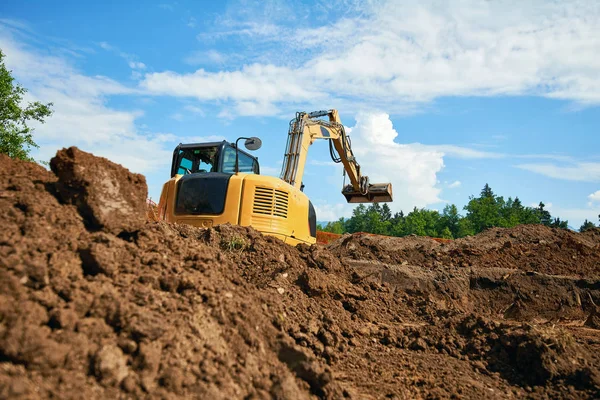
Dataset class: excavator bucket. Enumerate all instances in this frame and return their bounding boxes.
[342,183,393,203]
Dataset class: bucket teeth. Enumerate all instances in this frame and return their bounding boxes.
[342,183,393,203]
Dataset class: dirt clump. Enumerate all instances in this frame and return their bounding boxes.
[50,146,147,233]
[2,149,600,399]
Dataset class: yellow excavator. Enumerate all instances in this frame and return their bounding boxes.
[157,109,393,245]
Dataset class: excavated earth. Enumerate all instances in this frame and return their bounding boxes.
[1,147,600,399]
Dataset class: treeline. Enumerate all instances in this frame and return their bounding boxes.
[317,184,593,239]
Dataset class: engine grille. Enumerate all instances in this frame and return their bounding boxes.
[253,187,288,218]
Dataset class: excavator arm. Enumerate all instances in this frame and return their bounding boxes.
[280,109,393,203]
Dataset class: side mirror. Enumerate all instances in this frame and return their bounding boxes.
[244,137,262,151]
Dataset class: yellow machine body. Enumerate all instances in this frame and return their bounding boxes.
[157,109,392,246]
[158,172,316,246]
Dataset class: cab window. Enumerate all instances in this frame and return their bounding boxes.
[177,157,193,175]
[221,146,259,174]
[176,147,219,175]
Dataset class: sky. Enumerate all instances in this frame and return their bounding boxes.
[1,0,599,228]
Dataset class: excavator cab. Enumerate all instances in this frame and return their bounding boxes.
[170,141,260,177]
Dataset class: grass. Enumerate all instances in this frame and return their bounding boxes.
[220,235,248,252]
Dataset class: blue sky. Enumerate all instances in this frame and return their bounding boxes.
[1,0,599,228]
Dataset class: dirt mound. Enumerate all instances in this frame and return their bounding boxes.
[329,224,600,277]
[2,149,600,399]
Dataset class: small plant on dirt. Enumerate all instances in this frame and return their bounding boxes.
[220,235,248,252]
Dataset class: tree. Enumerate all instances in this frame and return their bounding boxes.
[380,203,392,222]
[464,184,503,233]
[390,211,406,237]
[405,207,440,237]
[580,219,596,232]
[0,49,53,161]
[320,218,346,234]
[336,184,569,238]
[480,183,495,198]
[440,227,453,239]
[536,202,552,226]
[362,204,390,235]
[550,217,568,229]
[439,204,460,238]
[457,218,476,237]
[346,204,368,233]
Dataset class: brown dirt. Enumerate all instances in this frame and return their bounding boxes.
[2,148,600,399]
[329,225,600,277]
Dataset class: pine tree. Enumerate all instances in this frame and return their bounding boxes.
[580,219,596,232]
[537,202,552,226]
[480,183,494,198]
[380,204,392,222]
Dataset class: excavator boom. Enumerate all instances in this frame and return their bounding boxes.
[280,109,393,203]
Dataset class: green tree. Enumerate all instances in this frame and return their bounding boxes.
[440,226,453,239]
[405,207,440,237]
[390,211,406,237]
[499,197,520,227]
[0,49,53,161]
[536,202,552,226]
[580,219,596,232]
[346,204,368,233]
[321,218,346,234]
[464,184,503,233]
[362,204,391,235]
[439,204,460,238]
[550,217,568,229]
[380,203,392,222]
[457,218,476,237]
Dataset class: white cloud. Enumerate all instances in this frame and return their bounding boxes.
[98,41,113,50]
[140,64,321,111]
[128,61,146,70]
[314,202,353,222]
[183,105,205,116]
[187,17,197,28]
[517,162,600,182]
[0,27,172,175]
[410,144,503,159]
[589,190,600,204]
[183,50,230,66]
[140,0,600,118]
[448,180,461,189]
[341,112,445,214]
[198,21,280,41]
[97,41,146,72]
[542,204,599,230]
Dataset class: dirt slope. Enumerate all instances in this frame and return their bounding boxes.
[1,148,600,399]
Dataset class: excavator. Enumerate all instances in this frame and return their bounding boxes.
[157,109,393,245]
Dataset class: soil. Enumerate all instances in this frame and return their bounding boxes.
[1,148,600,399]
